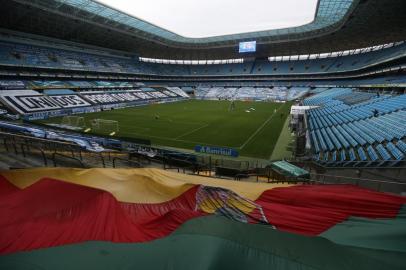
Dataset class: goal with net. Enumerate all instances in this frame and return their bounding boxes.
[91,119,119,135]
[60,115,86,130]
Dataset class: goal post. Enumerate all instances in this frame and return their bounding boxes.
[60,115,86,130]
[91,119,119,134]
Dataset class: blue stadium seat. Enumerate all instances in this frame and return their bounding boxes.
[340,149,347,164]
[344,148,356,167]
[396,140,406,154]
[311,131,320,153]
[375,144,391,165]
[357,147,366,160]
[366,145,379,166]
[321,128,336,151]
[386,142,404,161]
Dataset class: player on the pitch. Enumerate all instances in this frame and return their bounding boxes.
[229,100,236,111]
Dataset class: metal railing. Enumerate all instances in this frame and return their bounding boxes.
[313,159,406,169]
[112,157,141,168]
[52,152,85,168]
[0,131,109,168]
[20,143,48,166]
[305,173,406,193]
[0,130,405,194]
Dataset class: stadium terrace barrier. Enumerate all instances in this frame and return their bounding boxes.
[0,127,252,174]
[20,121,257,174]
[1,128,405,194]
[0,120,243,171]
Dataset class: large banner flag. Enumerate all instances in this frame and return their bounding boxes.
[0,168,405,270]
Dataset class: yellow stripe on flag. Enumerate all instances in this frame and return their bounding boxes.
[0,168,291,203]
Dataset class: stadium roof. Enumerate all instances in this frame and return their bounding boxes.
[1,0,406,59]
[86,0,319,39]
[7,0,352,44]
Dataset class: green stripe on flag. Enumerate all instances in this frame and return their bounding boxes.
[1,215,404,270]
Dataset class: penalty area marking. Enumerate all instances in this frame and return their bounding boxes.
[104,104,286,152]
[122,131,237,149]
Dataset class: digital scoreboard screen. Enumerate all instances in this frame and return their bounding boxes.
[239,41,256,53]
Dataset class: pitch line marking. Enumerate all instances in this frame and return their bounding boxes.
[122,131,238,148]
[239,104,285,150]
[175,123,210,139]
[268,115,290,160]
[100,103,286,152]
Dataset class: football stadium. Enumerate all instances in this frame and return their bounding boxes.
[0,0,406,269]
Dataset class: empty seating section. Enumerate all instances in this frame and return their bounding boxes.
[0,41,141,73]
[357,147,367,161]
[306,96,406,130]
[321,128,335,150]
[340,149,346,163]
[386,142,405,160]
[310,131,320,153]
[366,146,378,162]
[1,39,406,76]
[348,148,356,162]
[303,88,353,106]
[194,87,309,101]
[253,42,406,75]
[332,126,350,149]
[336,126,357,147]
[336,92,376,105]
[315,130,327,152]
[307,88,406,167]
[189,62,253,75]
[166,87,190,98]
[287,87,309,100]
[375,144,391,161]
[396,140,406,153]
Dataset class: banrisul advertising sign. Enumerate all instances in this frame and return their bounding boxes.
[194,145,239,157]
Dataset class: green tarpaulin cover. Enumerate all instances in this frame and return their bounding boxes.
[271,161,309,177]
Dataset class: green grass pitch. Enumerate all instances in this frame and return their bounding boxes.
[38,100,292,159]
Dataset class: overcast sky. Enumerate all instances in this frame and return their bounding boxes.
[97,0,318,38]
